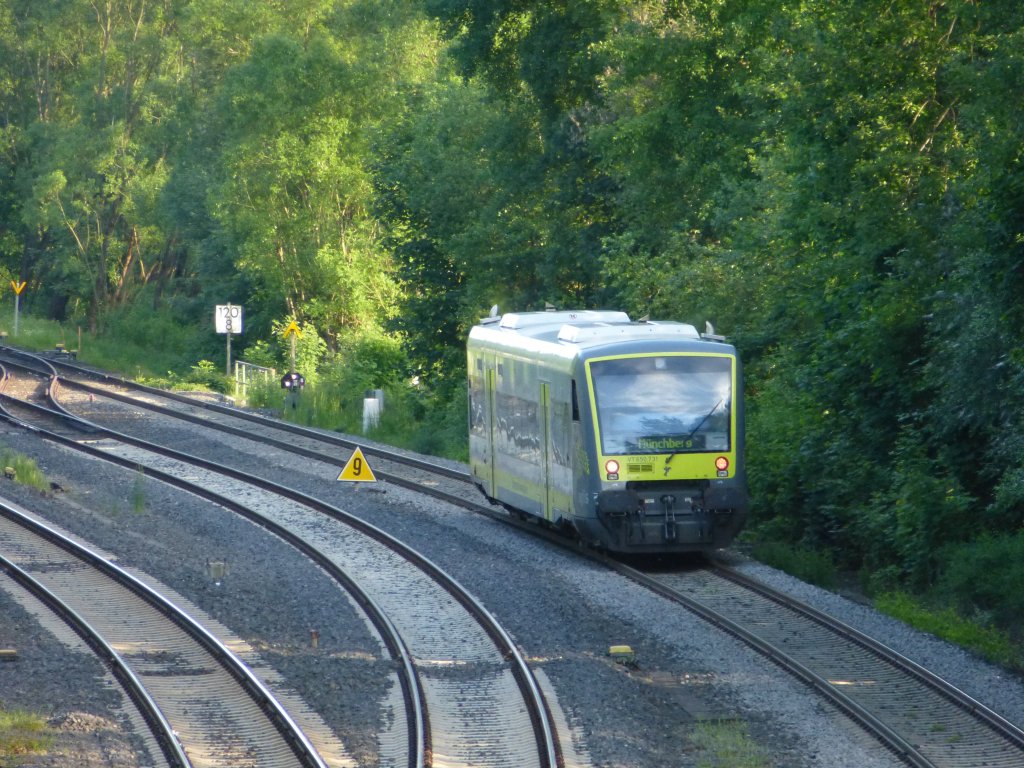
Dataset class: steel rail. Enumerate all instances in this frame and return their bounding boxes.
[0,369,428,768]
[1,347,482,510]
[0,489,327,768]
[35,350,469,481]
[2,352,559,768]
[19,347,1024,767]
[713,562,1024,753]
[0,505,190,768]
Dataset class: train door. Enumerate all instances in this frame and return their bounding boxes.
[540,381,553,520]
[485,365,498,497]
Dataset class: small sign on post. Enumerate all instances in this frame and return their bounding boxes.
[215,304,244,376]
[282,320,302,374]
[11,280,26,337]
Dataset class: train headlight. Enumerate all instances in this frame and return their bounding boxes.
[605,460,620,479]
[715,456,730,476]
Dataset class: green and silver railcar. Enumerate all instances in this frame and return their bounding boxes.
[468,310,748,554]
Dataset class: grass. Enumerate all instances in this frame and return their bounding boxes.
[131,468,146,514]
[874,591,1023,671]
[0,707,52,761]
[689,720,769,768]
[0,449,49,493]
[0,311,68,353]
[0,301,217,386]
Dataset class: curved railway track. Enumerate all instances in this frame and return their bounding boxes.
[0,352,561,768]
[4,347,1024,767]
[0,496,323,768]
[626,561,1024,768]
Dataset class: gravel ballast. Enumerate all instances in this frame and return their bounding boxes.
[1,400,1021,767]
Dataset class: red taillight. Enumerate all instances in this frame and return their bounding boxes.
[715,456,730,472]
[605,459,620,475]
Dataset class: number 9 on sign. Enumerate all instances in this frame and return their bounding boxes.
[338,447,377,482]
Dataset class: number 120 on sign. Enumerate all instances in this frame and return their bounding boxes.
[215,304,243,334]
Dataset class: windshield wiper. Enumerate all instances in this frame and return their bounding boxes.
[663,399,723,474]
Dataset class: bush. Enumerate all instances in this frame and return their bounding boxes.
[856,429,974,590]
[384,383,468,461]
[750,539,837,590]
[239,339,279,370]
[338,330,407,390]
[83,298,208,375]
[936,532,1024,638]
[987,465,1024,530]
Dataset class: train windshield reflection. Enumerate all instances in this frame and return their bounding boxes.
[590,355,732,455]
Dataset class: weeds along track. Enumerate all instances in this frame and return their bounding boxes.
[0,350,560,768]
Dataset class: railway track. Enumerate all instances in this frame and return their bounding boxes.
[28,350,478,504]
[5,347,1024,767]
[625,561,1024,768]
[0,353,561,768]
[0,497,323,768]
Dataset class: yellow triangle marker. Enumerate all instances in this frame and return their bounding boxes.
[337,447,377,482]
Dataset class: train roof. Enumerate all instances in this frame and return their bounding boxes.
[469,310,731,360]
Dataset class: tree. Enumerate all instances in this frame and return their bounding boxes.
[206,10,438,347]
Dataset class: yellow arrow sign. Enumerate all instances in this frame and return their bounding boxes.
[10,281,26,295]
[337,447,377,482]
[282,321,302,338]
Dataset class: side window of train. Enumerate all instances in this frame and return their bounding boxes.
[572,380,580,421]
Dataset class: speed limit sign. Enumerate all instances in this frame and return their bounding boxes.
[215,304,243,334]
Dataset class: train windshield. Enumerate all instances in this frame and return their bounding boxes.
[589,355,732,455]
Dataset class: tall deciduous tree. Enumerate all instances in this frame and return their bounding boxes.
[5,0,187,327]
[205,1,439,347]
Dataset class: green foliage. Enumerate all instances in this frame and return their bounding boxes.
[0,707,52,760]
[750,539,837,591]
[371,382,468,461]
[182,360,231,394]
[0,305,69,349]
[0,448,49,493]
[936,533,1024,641]
[334,330,407,392]
[239,340,279,371]
[80,299,207,374]
[857,430,975,589]
[989,466,1024,531]
[875,591,1022,672]
[689,719,769,768]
